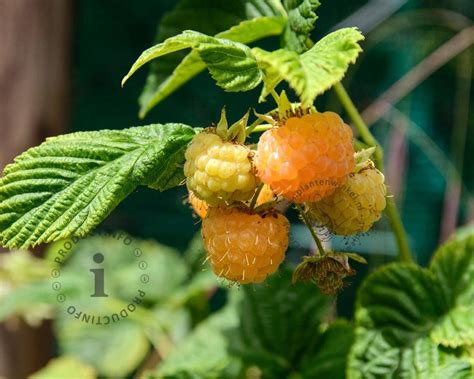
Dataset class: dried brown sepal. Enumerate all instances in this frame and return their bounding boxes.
[292,252,362,295]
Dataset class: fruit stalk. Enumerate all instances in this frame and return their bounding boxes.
[333,82,413,263]
[295,204,326,256]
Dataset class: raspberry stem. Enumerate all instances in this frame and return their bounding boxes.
[295,204,326,256]
[245,117,264,135]
[249,124,274,134]
[333,82,413,263]
[270,89,280,105]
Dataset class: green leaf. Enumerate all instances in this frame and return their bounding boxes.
[348,231,474,378]
[430,233,474,347]
[148,269,336,379]
[300,320,354,379]
[0,251,55,325]
[254,27,364,105]
[356,264,445,346]
[138,0,286,117]
[0,124,196,248]
[349,328,400,378]
[153,297,242,379]
[282,0,321,53]
[237,268,332,377]
[122,31,263,97]
[29,356,96,379]
[56,317,149,378]
[198,40,263,92]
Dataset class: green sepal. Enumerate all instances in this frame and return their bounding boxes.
[226,110,250,144]
[215,107,228,139]
[277,90,293,120]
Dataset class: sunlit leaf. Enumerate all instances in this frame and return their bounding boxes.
[254,27,364,105]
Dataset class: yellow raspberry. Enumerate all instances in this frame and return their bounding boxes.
[184,131,257,205]
[201,206,289,284]
[307,162,386,235]
[255,112,355,203]
[188,185,275,219]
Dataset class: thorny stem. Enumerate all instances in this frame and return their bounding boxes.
[295,204,326,256]
[250,183,264,210]
[333,82,413,263]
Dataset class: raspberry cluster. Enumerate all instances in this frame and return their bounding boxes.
[182,107,386,286]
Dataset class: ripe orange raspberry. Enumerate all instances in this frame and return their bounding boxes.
[255,112,355,203]
[307,162,386,235]
[201,206,289,284]
[184,131,257,205]
[188,191,208,219]
[188,185,275,218]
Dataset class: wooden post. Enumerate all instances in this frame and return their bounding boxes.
[0,1,72,377]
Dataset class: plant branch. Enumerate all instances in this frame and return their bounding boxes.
[384,197,413,263]
[333,82,383,169]
[333,82,413,263]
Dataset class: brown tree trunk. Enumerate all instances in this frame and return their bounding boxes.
[0,0,73,377]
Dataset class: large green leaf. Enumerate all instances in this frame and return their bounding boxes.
[0,124,196,248]
[236,269,332,377]
[349,330,472,379]
[282,0,321,53]
[146,268,335,378]
[138,16,285,118]
[138,0,286,117]
[122,31,264,97]
[430,233,474,347]
[348,232,474,378]
[254,27,364,105]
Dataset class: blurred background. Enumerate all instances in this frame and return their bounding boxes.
[0,0,473,377]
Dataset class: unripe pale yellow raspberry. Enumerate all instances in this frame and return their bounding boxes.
[307,163,386,235]
[184,131,257,205]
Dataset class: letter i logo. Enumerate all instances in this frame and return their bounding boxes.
[90,253,108,297]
